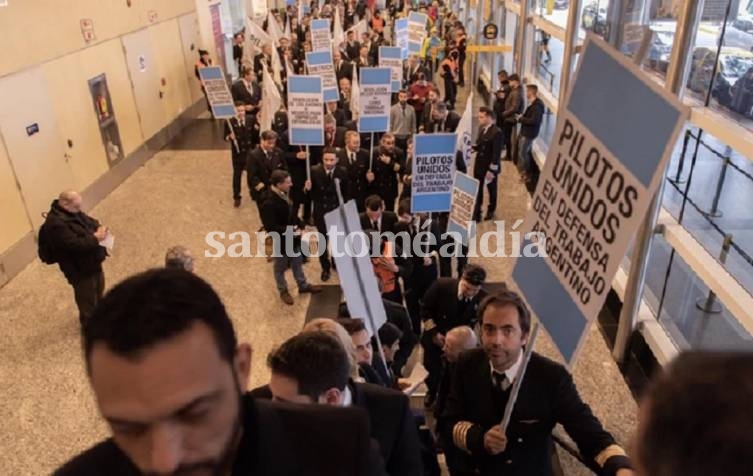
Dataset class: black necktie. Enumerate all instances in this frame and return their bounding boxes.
[372,220,378,231]
[492,371,510,392]
[350,152,356,164]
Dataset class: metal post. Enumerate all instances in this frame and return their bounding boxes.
[558,0,582,103]
[612,0,704,364]
[695,234,732,314]
[670,129,691,185]
[702,154,729,218]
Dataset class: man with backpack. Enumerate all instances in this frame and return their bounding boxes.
[39,190,108,324]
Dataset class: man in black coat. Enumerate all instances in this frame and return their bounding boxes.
[360,194,399,234]
[231,67,262,112]
[247,130,288,218]
[472,107,503,222]
[254,44,274,83]
[259,331,424,476]
[370,133,405,211]
[425,101,460,133]
[224,102,256,207]
[55,268,378,476]
[262,170,321,305]
[42,190,107,324]
[339,130,371,212]
[501,74,524,162]
[345,30,361,61]
[334,49,354,82]
[516,84,545,187]
[420,265,488,407]
[443,290,633,476]
[305,148,350,282]
[310,115,348,167]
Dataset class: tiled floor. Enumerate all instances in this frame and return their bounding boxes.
[0,80,637,476]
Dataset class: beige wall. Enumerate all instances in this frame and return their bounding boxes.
[0,137,32,254]
[0,0,196,77]
[0,0,214,263]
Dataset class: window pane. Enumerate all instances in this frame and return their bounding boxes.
[534,0,571,29]
[579,0,611,40]
[533,28,564,96]
[684,3,753,131]
[617,0,683,83]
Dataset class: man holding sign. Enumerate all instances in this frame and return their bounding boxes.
[442,290,633,476]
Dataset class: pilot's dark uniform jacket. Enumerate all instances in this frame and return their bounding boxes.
[250,381,423,476]
[55,395,386,476]
[247,146,288,213]
[442,349,632,476]
[420,278,488,401]
[224,116,256,200]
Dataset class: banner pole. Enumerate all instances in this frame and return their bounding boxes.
[306,145,311,181]
[500,324,540,431]
[369,132,375,171]
[226,118,240,153]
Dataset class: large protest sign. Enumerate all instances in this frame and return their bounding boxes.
[407,12,428,54]
[411,133,457,213]
[305,51,339,102]
[197,66,235,118]
[512,35,688,364]
[448,172,479,246]
[288,75,324,145]
[311,18,331,52]
[378,46,403,93]
[358,68,392,133]
[395,18,409,59]
[324,199,388,337]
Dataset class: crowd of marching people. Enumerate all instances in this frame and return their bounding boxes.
[42,2,753,476]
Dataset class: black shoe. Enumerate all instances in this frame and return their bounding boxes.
[321,269,331,282]
[280,291,294,305]
[300,284,322,294]
[233,197,241,208]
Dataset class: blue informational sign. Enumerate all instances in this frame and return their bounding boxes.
[511,35,688,364]
[407,11,428,54]
[411,133,457,213]
[358,68,392,133]
[288,75,324,145]
[311,18,331,52]
[305,51,339,102]
[378,46,403,93]
[395,18,409,59]
[197,66,235,119]
[447,172,479,246]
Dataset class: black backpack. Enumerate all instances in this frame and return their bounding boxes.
[38,214,57,265]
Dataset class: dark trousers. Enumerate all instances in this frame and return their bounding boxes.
[383,194,397,212]
[421,334,443,398]
[439,242,468,278]
[315,218,332,272]
[502,124,517,161]
[443,75,456,109]
[73,271,105,324]
[394,136,409,156]
[232,160,245,199]
[473,173,498,220]
[458,54,466,86]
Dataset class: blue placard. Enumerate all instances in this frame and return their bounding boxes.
[288,75,324,145]
[395,18,409,59]
[379,46,403,93]
[305,51,339,102]
[407,12,428,54]
[447,172,479,245]
[511,35,688,364]
[358,68,392,133]
[197,66,235,118]
[411,134,457,213]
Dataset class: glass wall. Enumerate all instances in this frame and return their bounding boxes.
[465,0,753,354]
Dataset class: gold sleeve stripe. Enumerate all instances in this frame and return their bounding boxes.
[424,319,436,332]
[594,444,627,467]
[452,421,473,453]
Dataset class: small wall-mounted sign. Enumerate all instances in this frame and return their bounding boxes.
[148,10,158,23]
[80,18,96,43]
[138,54,147,72]
[483,23,499,40]
[26,123,39,136]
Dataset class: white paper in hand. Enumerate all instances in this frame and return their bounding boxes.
[99,232,114,251]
